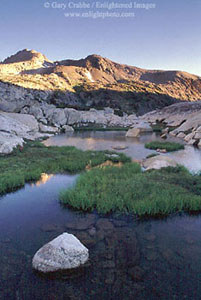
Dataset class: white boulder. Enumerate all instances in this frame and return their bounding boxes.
[62,125,74,132]
[143,155,178,170]
[126,128,141,137]
[32,233,89,273]
[51,109,66,126]
[0,132,24,154]
[132,121,153,132]
[0,112,39,136]
[39,123,59,134]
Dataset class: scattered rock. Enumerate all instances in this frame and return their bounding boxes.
[128,266,145,281]
[145,251,158,261]
[96,230,105,241]
[112,220,127,227]
[194,132,201,139]
[0,132,24,154]
[62,125,74,132]
[65,215,96,231]
[88,226,96,237]
[144,234,156,242]
[39,123,59,134]
[177,132,186,139]
[102,261,116,269]
[105,154,119,159]
[126,128,141,137]
[184,132,195,142]
[112,145,128,150]
[160,133,167,139]
[40,223,59,232]
[184,236,195,245]
[188,139,197,145]
[96,219,114,232]
[198,140,201,148]
[51,109,66,127]
[156,148,167,153]
[75,232,96,248]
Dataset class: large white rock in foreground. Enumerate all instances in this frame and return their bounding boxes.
[32,233,89,273]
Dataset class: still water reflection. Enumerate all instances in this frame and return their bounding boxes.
[0,175,201,299]
[44,131,201,173]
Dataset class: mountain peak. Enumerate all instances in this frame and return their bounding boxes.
[2,49,52,64]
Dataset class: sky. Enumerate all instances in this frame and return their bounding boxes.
[0,0,201,76]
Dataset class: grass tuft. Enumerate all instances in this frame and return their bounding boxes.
[145,141,184,152]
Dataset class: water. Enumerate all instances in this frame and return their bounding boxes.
[0,175,201,299]
[44,131,201,173]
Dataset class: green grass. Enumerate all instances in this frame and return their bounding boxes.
[146,153,159,159]
[74,127,128,132]
[60,163,201,216]
[151,123,166,133]
[0,141,130,195]
[145,141,184,152]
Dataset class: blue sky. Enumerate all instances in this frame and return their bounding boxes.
[0,0,201,76]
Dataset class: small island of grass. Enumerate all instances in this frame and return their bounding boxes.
[145,141,184,152]
[0,141,130,195]
[60,163,201,216]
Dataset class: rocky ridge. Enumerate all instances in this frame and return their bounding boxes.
[1,49,201,115]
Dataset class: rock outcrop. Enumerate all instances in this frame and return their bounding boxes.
[126,121,152,137]
[0,132,24,154]
[0,111,53,153]
[0,103,138,154]
[143,102,201,147]
[32,233,89,273]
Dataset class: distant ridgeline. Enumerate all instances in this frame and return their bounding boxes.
[0,49,201,115]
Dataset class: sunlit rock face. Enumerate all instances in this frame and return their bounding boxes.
[1,49,201,117]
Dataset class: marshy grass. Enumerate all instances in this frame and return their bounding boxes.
[74,127,128,132]
[0,141,130,195]
[145,141,184,152]
[146,153,159,159]
[60,163,201,216]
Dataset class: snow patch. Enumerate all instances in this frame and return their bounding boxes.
[85,70,94,82]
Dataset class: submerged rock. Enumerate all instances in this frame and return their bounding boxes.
[128,266,145,281]
[112,145,128,150]
[65,214,96,230]
[32,233,89,273]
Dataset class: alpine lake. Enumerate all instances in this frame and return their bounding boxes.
[1,131,201,299]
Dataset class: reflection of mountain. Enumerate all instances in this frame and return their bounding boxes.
[1,49,201,114]
[34,173,54,187]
